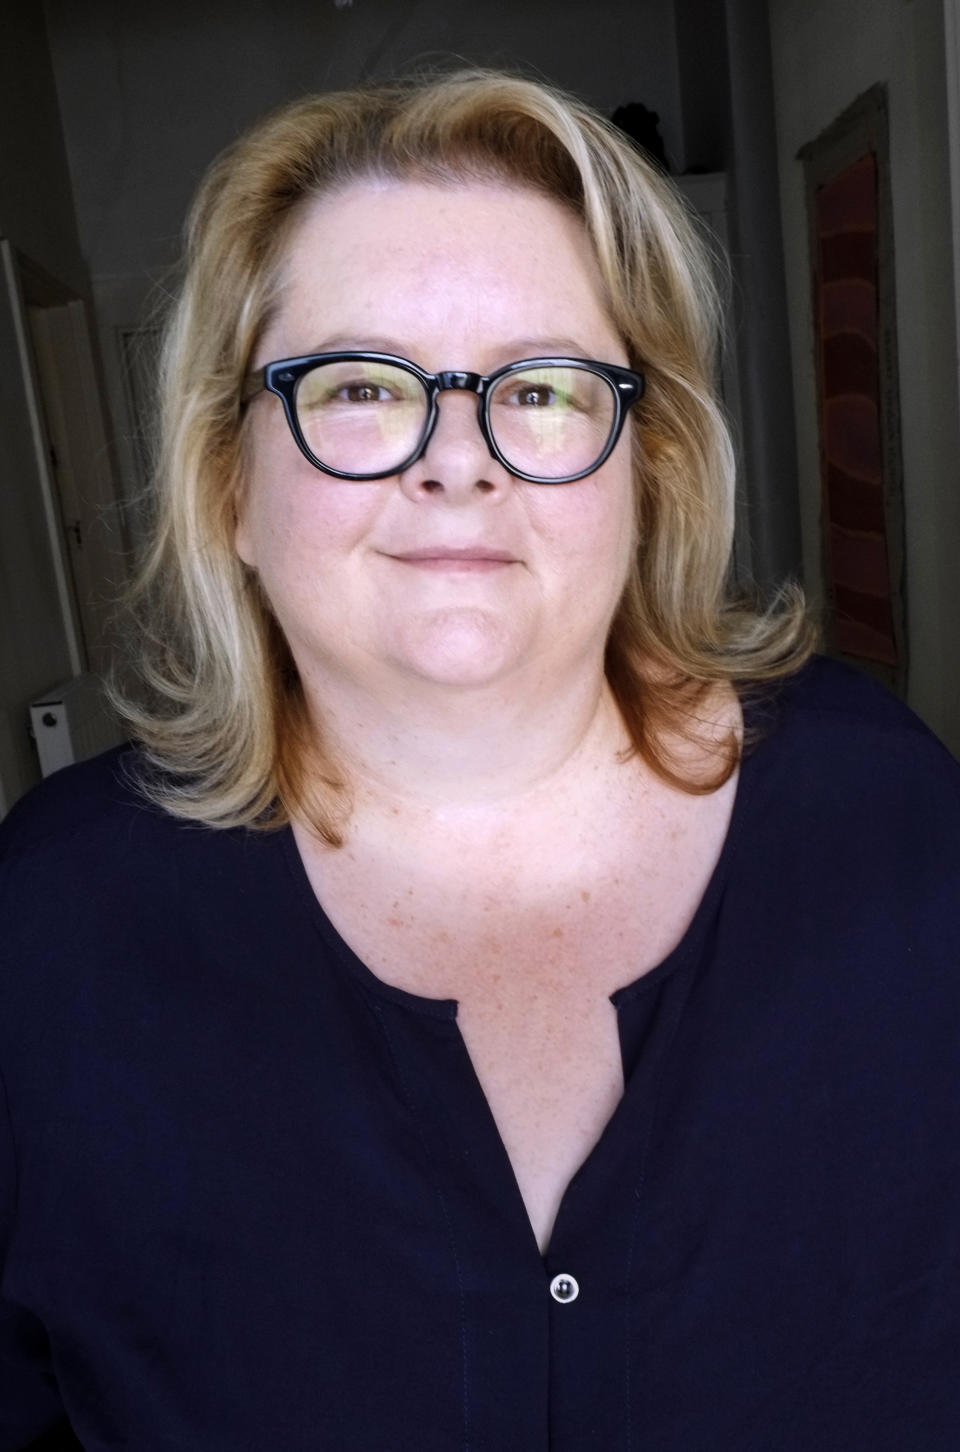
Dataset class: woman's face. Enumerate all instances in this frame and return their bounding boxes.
[237,178,636,698]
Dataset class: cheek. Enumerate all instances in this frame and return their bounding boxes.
[234,421,290,569]
[237,407,353,565]
[235,452,385,598]
[599,454,639,589]
[234,474,299,573]
[236,419,330,569]
[532,465,635,597]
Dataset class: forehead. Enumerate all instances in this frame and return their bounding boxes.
[263,176,623,365]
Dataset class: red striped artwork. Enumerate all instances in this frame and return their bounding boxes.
[813,152,898,665]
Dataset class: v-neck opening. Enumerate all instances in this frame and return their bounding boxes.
[277,699,761,1262]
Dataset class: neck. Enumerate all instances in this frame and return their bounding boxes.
[297,657,630,828]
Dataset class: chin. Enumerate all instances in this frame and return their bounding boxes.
[390,610,529,688]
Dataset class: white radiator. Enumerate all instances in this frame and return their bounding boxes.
[29,673,125,777]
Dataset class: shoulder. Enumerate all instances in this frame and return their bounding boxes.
[0,747,290,1023]
[724,662,960,1066]
[0,750,178,973]
[0,746,258,928]
[736,656,960,932]
[2,742,141,837]
[748,652,944,737]
[745,655,960,801]
[0,744,177,872]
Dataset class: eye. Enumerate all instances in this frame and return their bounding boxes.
[298,362,424,414]
[337,380,394,404]
[494,369,588,413]
[510,383,559,408]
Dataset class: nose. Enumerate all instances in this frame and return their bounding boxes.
[397,387,513,501]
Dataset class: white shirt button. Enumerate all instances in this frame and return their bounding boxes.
[549,1272,580,1304]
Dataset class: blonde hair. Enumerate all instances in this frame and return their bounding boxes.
[116,68,814,840]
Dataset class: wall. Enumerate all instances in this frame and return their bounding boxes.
[769,0,960,752]
[721,0,803,589]
[0,10,87,297]
[671,0,804,591]
[0,7,91,812]
[674,0,730,173]
[46,0,685,282]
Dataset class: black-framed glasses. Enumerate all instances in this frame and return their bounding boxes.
[242,351,645,484]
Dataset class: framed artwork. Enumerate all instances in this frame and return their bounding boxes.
[799,85,907,693]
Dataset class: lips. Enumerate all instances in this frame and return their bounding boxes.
[389,545,517,563]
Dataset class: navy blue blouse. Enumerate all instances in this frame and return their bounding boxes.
[1,658,958,1450]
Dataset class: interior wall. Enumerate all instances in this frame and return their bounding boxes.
[46,0,685,284]
[674,0,730,174]
[719,0,802,590]
[0,7,91,812]
[769,0,960,753]
[672,0,804,591]
[0,11,87,297]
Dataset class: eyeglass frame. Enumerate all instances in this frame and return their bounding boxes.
[241,350,645,485]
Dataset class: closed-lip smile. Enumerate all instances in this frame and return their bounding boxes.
[385,545,518,570]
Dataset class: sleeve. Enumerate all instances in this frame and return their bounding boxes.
[0,1070,73,1452]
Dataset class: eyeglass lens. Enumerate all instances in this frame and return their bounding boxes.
[293,361,618,478]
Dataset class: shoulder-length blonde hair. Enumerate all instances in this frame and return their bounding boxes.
[116,68,814,840]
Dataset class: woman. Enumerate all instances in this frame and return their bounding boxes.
[1,71,957,1451]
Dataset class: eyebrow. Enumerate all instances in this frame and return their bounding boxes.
[493,337,601,361]
[289,335,602,363]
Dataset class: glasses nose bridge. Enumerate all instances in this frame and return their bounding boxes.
[419,369,493,468]
[433,368,485,398]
